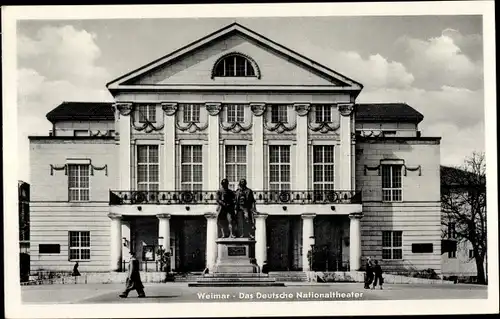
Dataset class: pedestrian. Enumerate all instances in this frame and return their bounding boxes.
[372,260,384,290]
[364,257,374,289]
[261,261,269,274]
[119,251,146,298]
[72,262,81,276]
[250,258,260,273]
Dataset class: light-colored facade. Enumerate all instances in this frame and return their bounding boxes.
[29,23,442,275]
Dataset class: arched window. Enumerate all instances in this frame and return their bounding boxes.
[213,54,258,77]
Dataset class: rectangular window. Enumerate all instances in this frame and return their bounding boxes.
[225,145,247,190]
[137,145,159,191]
[226,104,245,123]
[469,249,474,259]
[183,104,201,123]
[313,145,334,200]
[448,250,457,258]
[181,145,203,191]
[271,105,288,123]
[382,231,403,260]
[381,165,402,202]
[39,244,61,254]
[68,231,90,261]
[269,145,291,191]
[315,105,332,123]
[137,104,156,123]
[68,165,90,201]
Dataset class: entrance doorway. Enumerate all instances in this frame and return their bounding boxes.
[266,216,301,271]
[174,216,207,272]
[313,216,344,271]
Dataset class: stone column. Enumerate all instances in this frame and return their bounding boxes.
[206,103,221,190]
[301,213,316,271]
[349,212,363,271]
[339,103,354,190]
[251,103,266,190]
[295,104,310,190]
[108,213,123,272]
[254,213,268,268]
[162,103,177,190]
[115,103,132,190]
[157,213,171,250]
[204,212,218,272]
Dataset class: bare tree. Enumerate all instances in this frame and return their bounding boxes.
[441,152,487,284]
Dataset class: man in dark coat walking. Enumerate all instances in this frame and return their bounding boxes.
[119,251,145,298]
[364,257,374,289]
[372,260,384,290]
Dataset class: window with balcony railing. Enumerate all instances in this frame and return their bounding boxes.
[137,145,159,191]
[313,145,334,200]
[269,145,291,192]
[181,145,203,191]
[225,145,247,190]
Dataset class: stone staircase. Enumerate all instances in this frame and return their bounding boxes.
[188,273,285,287]
[174,272,203,282]
[269,271,308,282]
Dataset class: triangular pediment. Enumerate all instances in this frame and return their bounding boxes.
[107,23,363,92]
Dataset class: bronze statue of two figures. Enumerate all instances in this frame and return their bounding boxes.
[216,178,257,239]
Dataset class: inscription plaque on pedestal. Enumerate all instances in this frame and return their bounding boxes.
[228,246,246,256]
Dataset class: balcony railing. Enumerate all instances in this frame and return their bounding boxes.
[109,190,361,205]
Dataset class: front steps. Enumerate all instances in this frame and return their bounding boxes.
[188,273,285,287]
[269,271,308,282]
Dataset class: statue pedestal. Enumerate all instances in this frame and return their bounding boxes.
[189,237,284,286]
[214,238,255,273]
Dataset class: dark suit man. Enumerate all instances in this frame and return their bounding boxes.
[119,251,145,298]
[364,257,374,289]
[235,179,256,238]
[372,260,384,290]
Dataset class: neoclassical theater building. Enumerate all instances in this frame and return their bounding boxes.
[29,23,442,275]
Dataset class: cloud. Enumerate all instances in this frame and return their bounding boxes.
[328,51,415,89]
[18,25,109,85]
[17,25,113,182]
[396,30,483,90]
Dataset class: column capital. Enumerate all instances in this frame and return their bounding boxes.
[161,102,178,116]
[157,213,171,220]
[349,212,363,220]
[294,103,311,116]
[338,103,354,116]
[301,213,316,220]
[113,102,134,116]
[255,212,269,219]
[206,102,222,116]
[108,213,122,220]
[204,212,218,219]
[250,103,266,116]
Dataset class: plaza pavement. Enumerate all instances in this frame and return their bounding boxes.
[21,282,488,304]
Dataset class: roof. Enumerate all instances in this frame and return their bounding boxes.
[355,103,424,124]
[106,22,363,93]
[45,101,426,124]
[46,102,114,123]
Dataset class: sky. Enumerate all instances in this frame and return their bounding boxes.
[16,15,485,183]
